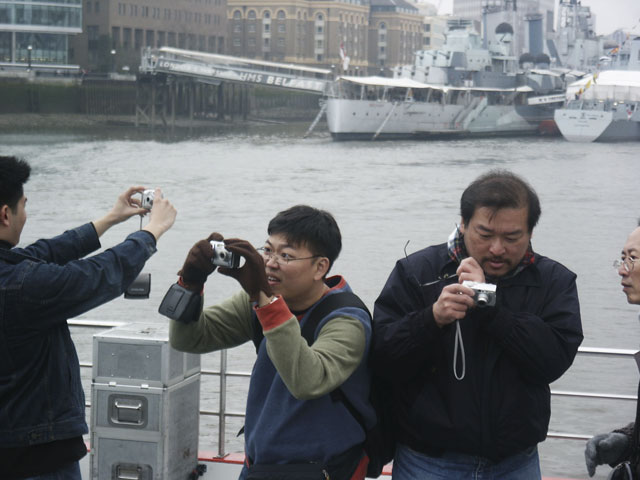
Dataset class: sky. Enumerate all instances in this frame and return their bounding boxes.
[436,0,640,36]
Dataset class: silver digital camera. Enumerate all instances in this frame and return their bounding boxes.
[210,241,240,268]
[462,281,497,307]
[141,189,157,210]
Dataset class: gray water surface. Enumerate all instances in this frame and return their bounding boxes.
[3,124,640,479]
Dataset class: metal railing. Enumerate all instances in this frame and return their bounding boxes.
[73,320,638,456]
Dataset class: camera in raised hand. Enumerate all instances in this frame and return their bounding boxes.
[211,241,240,268]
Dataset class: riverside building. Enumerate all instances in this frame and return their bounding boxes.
[226,0,423,75]
[0,0,81,69]
[71,0,227,73]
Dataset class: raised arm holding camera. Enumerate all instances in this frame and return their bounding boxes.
[166,205,375,480]
[0,156,176,479]
[371,170,583,480]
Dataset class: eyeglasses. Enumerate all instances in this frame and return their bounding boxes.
[613,257,637,273]
[257,247,320,265]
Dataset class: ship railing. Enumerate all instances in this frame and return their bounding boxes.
[71,320,637,457]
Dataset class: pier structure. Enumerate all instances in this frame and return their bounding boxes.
[136,47,333,131]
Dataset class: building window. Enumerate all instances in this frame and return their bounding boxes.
[134,29,142,48]
[157,31,165,47]
[424,23,431,32]
[233,10,242,19]
[277,10,285,19]
[248,37,256,47]
[142,6,148,17]
[145,30,154,46]
[233,37,241,47]
[168,32,176,47]
[123,27,131,48]
[277,37,284,47]
[248,24,256,33]
[111,26,120,47]
[233,24,242,33]
[278,24,285,33]
[248,10,256,19]
[264,23,270,33]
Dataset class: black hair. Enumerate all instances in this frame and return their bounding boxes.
[0,156,31,211]
[460,169,541,232]
[268,205,341,274]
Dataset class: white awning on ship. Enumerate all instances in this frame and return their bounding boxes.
[566,70,640,101]
[337,75,533,93]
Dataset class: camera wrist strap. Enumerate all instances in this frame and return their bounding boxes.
[453,320,466,381]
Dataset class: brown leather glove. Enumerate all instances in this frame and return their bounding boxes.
[178,232,224,290]
[218,238,273,302]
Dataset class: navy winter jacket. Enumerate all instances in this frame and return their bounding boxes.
[0,224,156,447]
[372,243,583,462]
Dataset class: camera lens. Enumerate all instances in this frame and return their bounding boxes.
[477,292,489,306]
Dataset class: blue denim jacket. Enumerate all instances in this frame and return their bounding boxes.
[0,223,157,447]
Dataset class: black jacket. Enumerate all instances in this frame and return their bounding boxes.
[372,243,583,462]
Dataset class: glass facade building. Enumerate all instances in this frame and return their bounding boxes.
[0,0,82,65]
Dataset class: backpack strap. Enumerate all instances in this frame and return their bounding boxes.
[250,291,370,352]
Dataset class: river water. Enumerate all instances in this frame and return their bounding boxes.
[2,123,640,479]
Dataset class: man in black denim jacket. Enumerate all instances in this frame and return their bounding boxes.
[0,156,177,479]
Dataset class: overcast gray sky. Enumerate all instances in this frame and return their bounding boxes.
[437,0,640,36]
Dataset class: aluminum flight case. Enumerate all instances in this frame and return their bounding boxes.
[91,322,201,480]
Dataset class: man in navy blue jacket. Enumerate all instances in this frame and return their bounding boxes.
[0,156,177,479]
[372,170,583,479]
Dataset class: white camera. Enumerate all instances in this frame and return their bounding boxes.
[462,281,497,307]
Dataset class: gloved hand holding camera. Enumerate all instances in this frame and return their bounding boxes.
[585,431,630,477]
[178,232,224,291]
[217,238,273,303]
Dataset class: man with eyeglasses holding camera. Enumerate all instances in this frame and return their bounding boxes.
[585,221,640,478]
[166,205,374,480]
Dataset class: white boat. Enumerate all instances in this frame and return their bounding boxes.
[325,24,569,140]
[325,75,564,140]
[554,70,640,142]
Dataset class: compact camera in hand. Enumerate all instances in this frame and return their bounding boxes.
[210,241,240,268]
[141,189,162,210]
[462,281,497,307]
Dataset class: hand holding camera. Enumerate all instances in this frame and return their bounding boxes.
[178,232,224,291]
[217,239,273,302]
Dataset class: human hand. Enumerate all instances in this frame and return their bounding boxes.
[178,233,223,291]
[432,282,475,327]
[217,239,273,302]
[142,188,177,241]
[585,432,629,477]
[456,257,485,284]
[92,186,148,237]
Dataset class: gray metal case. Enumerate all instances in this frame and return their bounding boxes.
[90,322,201,479]
[92,322,200,388]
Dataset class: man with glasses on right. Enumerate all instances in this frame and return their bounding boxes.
[585,221,640,478]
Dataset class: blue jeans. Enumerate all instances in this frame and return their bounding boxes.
[21,461,82,480]
[392,444,541,480]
